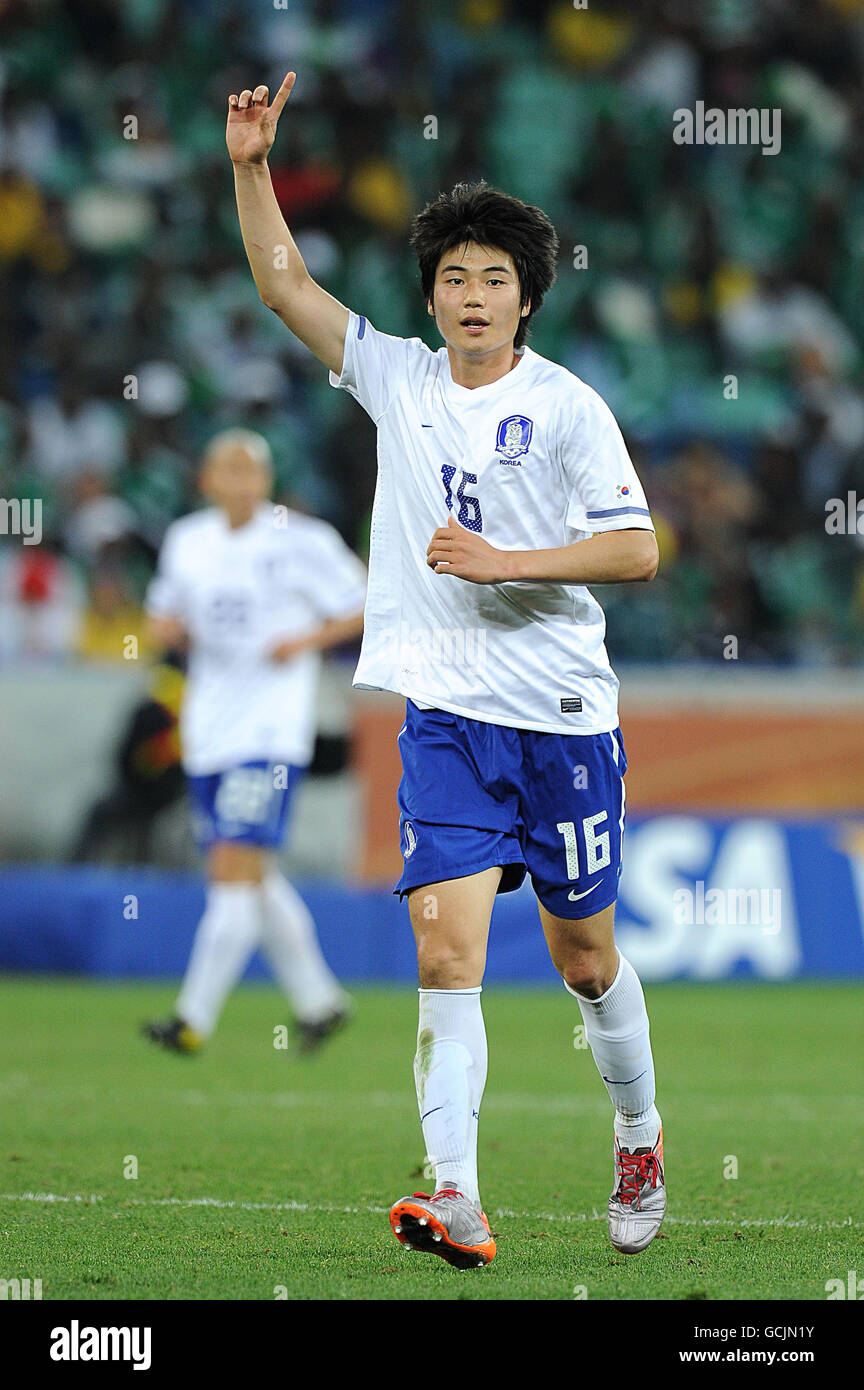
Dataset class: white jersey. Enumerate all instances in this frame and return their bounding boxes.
[146,503,366,774]
[329,310,654,734]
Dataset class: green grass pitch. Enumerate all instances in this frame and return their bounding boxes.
[0,975,860,1301]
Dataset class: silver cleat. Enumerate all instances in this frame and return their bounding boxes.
[388,1188,496,1269]
[608,1126,666,1254]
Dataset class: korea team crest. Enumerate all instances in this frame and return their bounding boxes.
[495,414,533,463]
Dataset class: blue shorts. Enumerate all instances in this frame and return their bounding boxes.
[394,701,628,919]
[186,760,304,851]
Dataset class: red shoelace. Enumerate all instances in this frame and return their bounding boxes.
[615,1150,662,1206]
[412,1188,464,1202]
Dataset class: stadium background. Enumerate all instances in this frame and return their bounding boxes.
[1,0,863,986]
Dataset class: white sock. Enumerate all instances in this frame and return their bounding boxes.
[565,951,661,1149]
[259,871,346,1024]
[414,987,487,1207]
[177,881,262,1037]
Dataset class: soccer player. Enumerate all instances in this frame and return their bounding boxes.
[228,72,664,1267]
[143,428,366,1054]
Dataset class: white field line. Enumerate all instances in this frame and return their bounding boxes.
[2,1081,857,1120]
[0,1080,611,1117]
[0,1190,860,1232]
[173,1090,611,1116]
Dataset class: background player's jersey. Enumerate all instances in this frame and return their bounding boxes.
[146,503,366,774]
[329,311,654,734]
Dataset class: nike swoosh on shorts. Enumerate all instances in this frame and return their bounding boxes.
[568,880,604,902]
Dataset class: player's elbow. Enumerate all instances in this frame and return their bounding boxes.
[608,529,659,583]
[632,535,659,582]
[260,270,315,320]
[259,289,289,318]
[258,277,304,319]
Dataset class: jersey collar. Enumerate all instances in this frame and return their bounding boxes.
[218,501,272,536]
[441,344,530,400]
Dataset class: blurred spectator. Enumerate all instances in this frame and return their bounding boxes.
[63,471,137,565]
[25,376,125,483]
[0,0,861,666]
[75,564,152,663]
[69,651,185,864]
[0,542,84,660]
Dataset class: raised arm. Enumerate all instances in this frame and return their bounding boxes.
[228,71,349,376]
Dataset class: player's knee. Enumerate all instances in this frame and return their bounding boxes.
[415,936,484,989]
[559,949,610,998]
[208,841,265,883]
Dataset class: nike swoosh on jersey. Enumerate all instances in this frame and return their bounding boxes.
[568,880,604,902]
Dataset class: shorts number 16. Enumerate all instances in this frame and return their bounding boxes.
[556,813,611,879]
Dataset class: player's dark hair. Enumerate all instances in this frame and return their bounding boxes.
[409,180,559,350]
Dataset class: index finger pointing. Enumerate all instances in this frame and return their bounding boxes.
[270,70,297,116]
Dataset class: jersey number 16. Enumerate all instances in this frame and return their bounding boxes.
[441,465,483,532]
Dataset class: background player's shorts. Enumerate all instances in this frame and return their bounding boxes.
[186,760,304,850]
[394,701,628,919]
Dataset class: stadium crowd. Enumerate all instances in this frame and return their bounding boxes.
[0,0,862,665]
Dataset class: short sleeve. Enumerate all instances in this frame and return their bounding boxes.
[328,309,411,423]
[301,522,367,621]
[145,526,188,619]
[559,387,654,534]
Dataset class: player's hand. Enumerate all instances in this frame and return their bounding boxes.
[227,71,296,166]
[148,615,188,650]
[426,514,514,584]
[269,634,310,663]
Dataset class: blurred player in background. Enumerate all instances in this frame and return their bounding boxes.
[229,72,662,1269]
[143,428,366,1055]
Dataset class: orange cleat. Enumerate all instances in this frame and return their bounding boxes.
[389,1187,496,1269]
